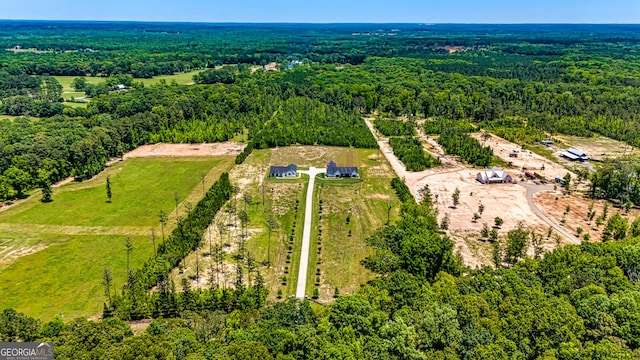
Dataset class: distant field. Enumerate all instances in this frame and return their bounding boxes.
[54,76,102,92]
[54,70,201,93]
[0,156,234,320]
[135,70,201,86]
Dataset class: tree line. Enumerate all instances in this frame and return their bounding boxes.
[438,129,494,167]
[389,136,441,171]
[105,173,247,320]
[0,74,379,201]
[373,119,416,137]
[390,177,414,204]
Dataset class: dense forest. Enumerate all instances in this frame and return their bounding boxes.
[481,118,548,145]
[374,119,416,137]
[2,22,640,359]
[4,23,640,200]
[389,136,441,171]
[438,130,494,167]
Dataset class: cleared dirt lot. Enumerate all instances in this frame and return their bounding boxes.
[470,133,576,180]
[365,120,591,267]
[534,192,639,242]
[421,168,551,268]
[366,119,565,267]
[123,142,246,159]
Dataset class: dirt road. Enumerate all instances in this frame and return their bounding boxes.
[520,183,579,243]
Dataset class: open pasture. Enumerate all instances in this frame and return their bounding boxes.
[0,156,234,320]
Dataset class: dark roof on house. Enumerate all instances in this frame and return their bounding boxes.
[326,160,358,176]
[330,166,358,175]
[270,164,297,175]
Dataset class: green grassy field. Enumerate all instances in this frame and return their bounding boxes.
[0,234,150,320]
[265,147,400,301]
[54,76,102,92]
[0,156,234,320]
[135,70,201,87]
[0,157,232,227]
[54,70,201,93]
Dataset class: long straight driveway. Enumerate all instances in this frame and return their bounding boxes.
[296,167,326,299]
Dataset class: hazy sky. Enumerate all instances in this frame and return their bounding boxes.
[2,0,639,23]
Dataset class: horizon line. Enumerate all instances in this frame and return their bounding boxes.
[1,19,639,25]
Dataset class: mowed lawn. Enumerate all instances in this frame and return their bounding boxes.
[0,157,233,227]
[0,156,234,320]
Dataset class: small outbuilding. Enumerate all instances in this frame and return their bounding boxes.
[554,177,567,186]
[541,140,553,147]
[477,167,513,184]
[269,164,297,178]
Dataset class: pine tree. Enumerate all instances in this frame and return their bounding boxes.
[41,180,52,203]
[452,188,461,208]
[125,237,133,286]
[106,176,112,203]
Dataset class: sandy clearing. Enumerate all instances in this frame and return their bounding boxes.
[122,142,245,159]
[264,62,279,72]
[427,169,548,233]
[364,118,581,268]
[470,132,576,180]
[533,192,638,242]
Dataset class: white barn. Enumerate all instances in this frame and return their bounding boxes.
[477,167,513,184]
